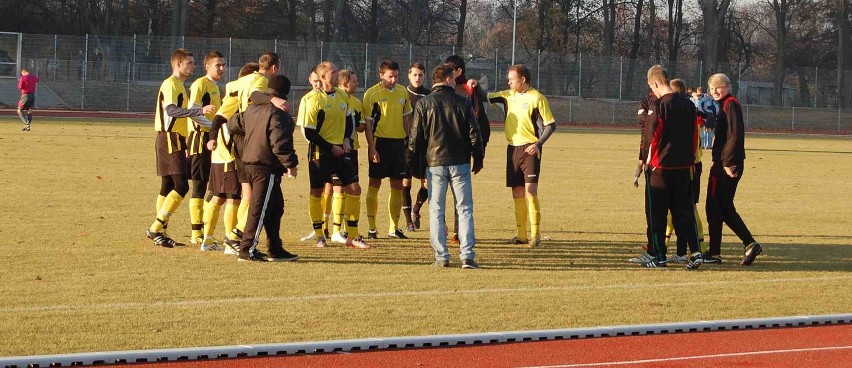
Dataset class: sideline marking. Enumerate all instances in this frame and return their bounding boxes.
[1,275,850,313]
[518,345,852,367]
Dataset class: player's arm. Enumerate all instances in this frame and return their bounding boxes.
[466,105,485,174]
[225,112,245,137]
[721,100,745,176]
[473,85,491,146]
[188,81,213,129]
[525,95,556,155]
[406,104,426,179]
[249,90,289,112]
[270,110,299,171]
[401,96,413,136]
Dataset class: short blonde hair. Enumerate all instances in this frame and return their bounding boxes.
[708,73,731,88]
[670,79,686,93]
[647,65,669,85]
[316,61,337,80]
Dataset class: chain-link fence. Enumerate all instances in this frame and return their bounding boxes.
[7,33,852,132]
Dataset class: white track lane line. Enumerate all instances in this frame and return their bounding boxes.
[1,275,850,313]
[518,345,852,368]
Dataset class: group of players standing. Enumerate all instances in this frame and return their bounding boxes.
[632,65,763,269]
[144,46,557,264]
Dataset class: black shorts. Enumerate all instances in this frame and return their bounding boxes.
[506,144,541,187]
[691,161,702,203]
[18,94,34,110]
[208,162,242,196]
[329,150,360,185]
[369,137,407,180]
[156,132,189,177]
[310,152,359,190]
[190,150,212,182]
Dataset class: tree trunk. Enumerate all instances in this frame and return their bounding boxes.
[625,0,644,99]
[699,0,732,84]
[666,0,682,62]
[331,0,347,43]
[839,0,846,109]
[305,0,317,42]
[603,0,616,57]
[369,0,378,43]
[456,0,467,49]
[772,0,787,106]
[407,0,424,44]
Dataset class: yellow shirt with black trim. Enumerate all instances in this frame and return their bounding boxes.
[211,80,240,165]
[297,87,350,159]
[362,83,412,139]
[214,71,268,120]
[488,87,555,146]
[154,75,189,153]
[186,76,221,155]
[347,93,364,150]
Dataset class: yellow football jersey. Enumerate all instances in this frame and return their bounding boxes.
[362,83,412,139]
[488,88,555,146]
[186,76,222,155]
[211,80,240,165]
[347,93,364,150]
[154,76,189,136]
[298,88,350,159]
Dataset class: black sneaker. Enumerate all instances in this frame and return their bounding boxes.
[431,260,450,268]
[461,259,480,269]
[411,212,421,230]
[268,250,300,262]
[237,250,269,262]
[223,237,240,255]
[686,252,704,270]
[702,253,723,264]
[367,230,379,239]
[146,229,177,248]
[22,125,30,131]
[642,259,667,268]
[741,242,763,266]
[388,229,408,239]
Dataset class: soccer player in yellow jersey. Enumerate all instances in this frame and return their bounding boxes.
[186,50,225,249]
[201,62,258,253]
[146,49,216,248]
[362,60,413,239]
[299,68,336,242]
[487,64,556,248]
[298,61,369,249]
[209,52,284,252]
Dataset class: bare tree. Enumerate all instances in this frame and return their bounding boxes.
[769,0,788,106]
[840,0,846,109]
[699,0,732,82]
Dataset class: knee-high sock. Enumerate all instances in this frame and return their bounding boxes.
[309,195,325,238]
[526,195,541,239]
[224,202,238,236]
[366,186,379,230]
[388,188,402,233]
[156,194,166,214]
[322,190,333,231]
[345,194,361,239]
[202,200,222,240]
[189,197,205,240]
[513,197,528,241]
[402,185,413,224]
[235,199,250,234]
[150,191,184,232]
[665,212,674,245]
[26,113,32,125]
[332,193,345,235]
[18,110,28,125]
[694,206,707,254]
[413,187,428,216]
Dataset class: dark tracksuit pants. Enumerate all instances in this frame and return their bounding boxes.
[645,168,699,260]
[240,165,285,256]
[706,162,755,256]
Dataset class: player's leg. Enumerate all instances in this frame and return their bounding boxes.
[201,193,224,251]
[508,145,528,244]
[330,184,347,244]
[402,177,414,231]
[342,157,368,248]
[387,177,406,238]
[232,181,251,242]
[308,159,331,247]
[411,179,428,230]
[705,164,724,262]
[521,144,542,247]
[322,182,333,237]
[427,166,450,264]
[188,154,208,244]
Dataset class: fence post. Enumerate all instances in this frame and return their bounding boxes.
[578,53,582,98]
[274,39,278,54]
[126,63,131,111]
[132,34,137,82]
[814,67,818,108]
[409,44,412,66]
[364,43,369,87]
[699,61,703,88]
[320,41,324,61]
[494,48,499,92]
[228,38,232,81]
[791,107,795,130]
[840,108,843,132]
[745,105,749,129]
[569,99,573,122]
[53,35,57,80]
[619,56,623,100]
[82,33,88,110]
[536,49,541,88]
[611,101,615,124]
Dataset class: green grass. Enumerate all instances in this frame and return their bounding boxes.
[1,117,850,357]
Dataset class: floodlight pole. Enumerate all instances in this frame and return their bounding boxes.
[511,0,517,65]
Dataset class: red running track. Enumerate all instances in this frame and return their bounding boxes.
[124,325,851,368]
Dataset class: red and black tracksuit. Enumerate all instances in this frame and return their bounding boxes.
[706,94,755,256]
[641,92,700,261]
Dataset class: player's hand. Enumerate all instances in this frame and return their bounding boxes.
[633,177,639,188]
[370,148,380,163]
[272,97,290,112]
[524,144,540,156]
[724,165,738,178]
[287,167,298,179]
[201,105,216,115]
[331,145,345,157]
[207,140,217,151]
[342,140,352,153]
[467,79,478,89]
[472,158,484,174]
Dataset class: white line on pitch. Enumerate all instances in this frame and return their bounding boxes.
[518,345,852,368]
[2,276,850,314]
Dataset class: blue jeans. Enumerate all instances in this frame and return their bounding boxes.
[427,164,475,262]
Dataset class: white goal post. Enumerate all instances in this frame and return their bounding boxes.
[0,31,21,78]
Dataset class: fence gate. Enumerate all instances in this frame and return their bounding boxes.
[0,32,21,78]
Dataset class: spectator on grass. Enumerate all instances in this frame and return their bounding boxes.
[17,68,39,131]
[408,64,484,269]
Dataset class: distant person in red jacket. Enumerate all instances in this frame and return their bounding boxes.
[17,68,39,131]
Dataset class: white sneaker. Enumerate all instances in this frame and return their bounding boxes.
[330,232,347,244]
[200,243,221,251]
[300,231,316,242]
[629,253,654,264]
[223,246,238,255]
[666,254,688,264]
[346,236,371,249]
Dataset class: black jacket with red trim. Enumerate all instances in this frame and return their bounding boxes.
[712,94,746,167]
[637,92,658,161]
[641,92,697,170]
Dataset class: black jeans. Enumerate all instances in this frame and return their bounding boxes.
[240,166,285,256]
[706,162,755,256]
[645,168,699,260]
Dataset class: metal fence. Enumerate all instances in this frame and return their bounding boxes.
[8,33,852,132]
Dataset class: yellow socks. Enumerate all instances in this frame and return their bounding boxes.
[526,195,541,240]
[665,212,673,245]
[202,200,222,240]
[235,199,250,235]
[513,197,528,241]
[366,186,379,230]
[388,188,402,233]
[694,206,707,253]
[332,193,345,235]
[224,202,238,237]
[345,194,361,239]
[150,191,184,232]
[189,198,204,240]
[309,195,325,238]
[322,190,333,232]
[156,194,166,213]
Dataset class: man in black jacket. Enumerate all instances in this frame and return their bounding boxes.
[227,75,299,262]
[705,73,762,266]
[408,65,485,269]
[640,65,702,269]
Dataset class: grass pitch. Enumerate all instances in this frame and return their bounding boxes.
[0,117,850,357]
